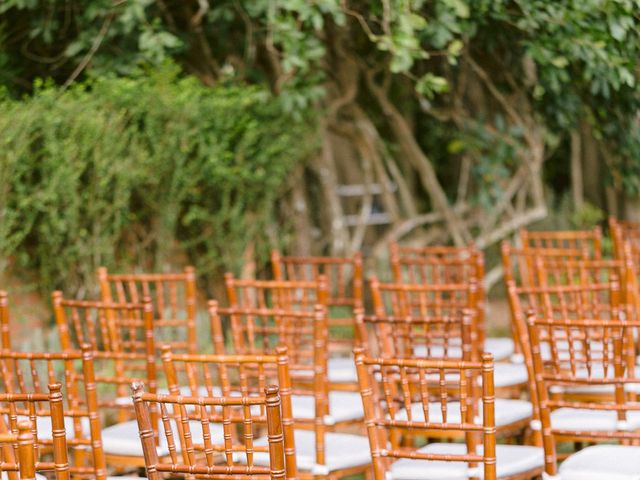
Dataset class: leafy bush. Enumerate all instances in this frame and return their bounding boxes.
[0,67,315,295]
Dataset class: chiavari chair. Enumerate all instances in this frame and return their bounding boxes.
[355,309,532,440]
[389,243,513,361]
[609,216,640,257]
[52,292,161,470]
[271,251,362,385]
[506,277,638,447]
[0,346,160,477]
[354,349,543,480]
[369,277,528,398]
[98,266,198,354]
[223,275,356,391]
[527,311,640,478]
[518,227,602,259]
[0,419,40,480]
[160,345,297,479]
[0,385,71,480]
[131,382,287,480]
[208,301,371,479]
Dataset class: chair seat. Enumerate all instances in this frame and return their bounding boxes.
[102,419,224,458]
[558,445,640,480]
[396,398,531,427]
[17,415,90,440]
[550,407,640,432]
[493,362,528,388]
[253,429,371,474]
[327,357,358,383]
[484,337,514,361]
[292,391,363,424]
[389,443,543,480]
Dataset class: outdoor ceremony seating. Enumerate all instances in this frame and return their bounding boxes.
[353,349,544,480]
[131,382,288,480]
[0,383,71,480]
[527,310,640,478]
[98,267,199,354]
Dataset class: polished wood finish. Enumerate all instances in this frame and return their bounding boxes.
[224,274,329,312]
[354,349,515,480]
[132,382,287,480]
[526,310,640,477]
[98,266,198,353]
[0,291,10,350]
[271,251,362,356]
[0,384,71,480]
[518,227,602,259]
[0,348,113,479]
[160,345,297,479]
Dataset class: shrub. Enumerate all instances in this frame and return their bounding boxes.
[0,67,315,295]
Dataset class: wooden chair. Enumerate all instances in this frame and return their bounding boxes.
[0,420,41,480]
[389,243,513,361]
[159,345,297,479]
[52,293,160,471]
[131,382,287,480]
[518,227,602,259]
[271,250,363,362]
[208,302,371,479]
[507,278,627,446]
[98,266,198,354]
[369,277,528,398]
[0,346,157,477]
[354,349,543,480]
[222,276,357,391]
[609,216,640,257]
[0,384,71,480]
[527,310,640,478]
[355,309,532,441]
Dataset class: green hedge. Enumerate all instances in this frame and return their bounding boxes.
[0,68,315,295]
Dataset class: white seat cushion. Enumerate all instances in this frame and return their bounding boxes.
[102,419,224,457]
[550,408,640,432]
[493,362,528,388]
[389,442,543,479]
[559,445,640,480]
[253,430,370,474]
[17,415,90,440]
[396,398,531,427]
[484,337,514,361]
[327,357,358,383]
[291,391,363,424]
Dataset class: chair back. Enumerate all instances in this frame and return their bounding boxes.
[518,227,602,259]
[160,346,296,478]
[98,267,198,353]
[355,308,475,361]
[354,349,496,480]
[0,384,70,480]
[224,274,328,313]
[132,383,287,480]
[0,291,10,351]
[527,311,640,477]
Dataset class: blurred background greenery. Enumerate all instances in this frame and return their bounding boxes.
[1,0,639,297]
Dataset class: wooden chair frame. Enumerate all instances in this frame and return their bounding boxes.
[132,382,287,480]
[354,349,510,480]
[0,385,71,480]
[271,251,362,357]
[160,345,297,479]
[0,291,10,351]
[526,312,640,477]
[518,227,602,259]
[98,266,198,354]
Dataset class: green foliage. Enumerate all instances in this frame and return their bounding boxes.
[571,202,605,229]
[0,67,314,295]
